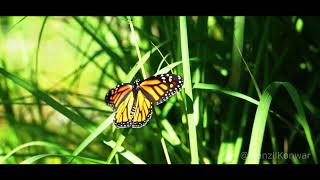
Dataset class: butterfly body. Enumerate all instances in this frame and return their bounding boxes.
[105,74,183,128]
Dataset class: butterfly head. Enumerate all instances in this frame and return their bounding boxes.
[133,79,141,88]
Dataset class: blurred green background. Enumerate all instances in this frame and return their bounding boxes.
[0,16,319,164]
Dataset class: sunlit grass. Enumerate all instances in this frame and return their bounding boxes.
[0,16,319,164]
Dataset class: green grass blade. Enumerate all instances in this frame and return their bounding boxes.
[229,16,245,89]
[156,53,170,73]
[245,85,273,164]
[34,16,48,126]
[105,134,126,164]
[128,16,146,79]
[0,76,19,144]
[0,67,96,131]
[103,140,146,164]
[72,16,122,63]
[0,141,69,163]
[194,82,301,164]
[35,16,48,86]
[179,16,198,164]
[245,82,318,164]
[220,16,245,164]
[281,83,318,163]
[21,154,56,164]
[20,154,106,164]
[7,16,28,33]
[233,17,270,163]
[193,83,259,105]
[161,119,181,145]
[160,137,171,164]
[68,115,114,163]
[124,40,168,82]
[155,61,182,75]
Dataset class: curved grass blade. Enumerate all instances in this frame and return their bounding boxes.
[281,83,318,164]
[35,16,48,86]
[156,54,170,73]
[155,61,182,75]
[20,154,105,164]
[193,83,259,105]
[193,83,302,151]
[245,82,318,164]
[0,141,70,164]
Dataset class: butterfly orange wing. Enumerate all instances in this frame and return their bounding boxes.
[105,74,183,129]
[139,74,184,105]
[105,83,135,128]
[131,90,153,128]
[105,83,133,110]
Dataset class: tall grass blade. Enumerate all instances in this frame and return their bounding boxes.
[179,16,198,164]
[127,16,146,79]
[245,82,318,164]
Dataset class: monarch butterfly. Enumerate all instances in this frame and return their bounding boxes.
[105,74,184,128]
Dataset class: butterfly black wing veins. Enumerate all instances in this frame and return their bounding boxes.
[105,74,184,128]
